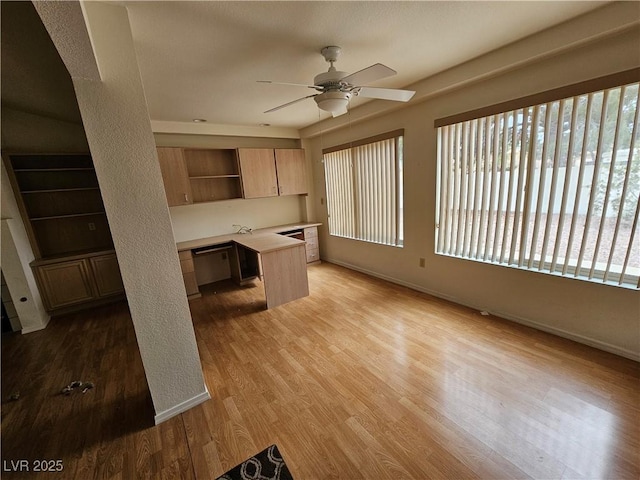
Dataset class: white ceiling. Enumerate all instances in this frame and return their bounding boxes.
[125,1,609,131]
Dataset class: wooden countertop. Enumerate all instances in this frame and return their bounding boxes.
[234,234,302,254]
[176,222,322,253]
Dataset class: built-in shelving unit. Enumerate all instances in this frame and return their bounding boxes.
[183,149,242,202]
[3,153,124,314]
[5,154,114,258]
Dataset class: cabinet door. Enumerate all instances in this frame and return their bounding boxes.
[303,226,319,263]
[90,253,125,297]
[178,250,200,296]
[157,147,193,206]
[34,260,96,310]
[237,148,278,199]
[275,149,308,195]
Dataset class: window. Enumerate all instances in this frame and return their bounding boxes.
[324,130,404,247]
[435,73,639,289]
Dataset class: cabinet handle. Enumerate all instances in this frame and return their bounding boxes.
[184,193,189,202]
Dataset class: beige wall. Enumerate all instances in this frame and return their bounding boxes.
[1,107,89,154]
[302,25,640,360]
[155,133,308,242]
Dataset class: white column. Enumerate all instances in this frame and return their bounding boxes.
[34,1,209,423]
[0,161,50,333]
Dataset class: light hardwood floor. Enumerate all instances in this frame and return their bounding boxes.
[2,262,639,479]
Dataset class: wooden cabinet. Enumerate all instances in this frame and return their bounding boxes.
[229,243,260,285]
[178,250,200,298]
[277,225,320,264]
[90,253,125,297]
[4,154,115,258]
[184,149,242,202]
[32,251,124,312]
[157,147,192,206]
[303,226,320,264]
[275,149,308,195]
[238,148,307,199]
[4,154,125,314]
[237,148,278,198]
[157,147,307,203]
[34,259,96,310]
[157,147,242,205]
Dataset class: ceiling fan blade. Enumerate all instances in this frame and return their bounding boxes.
[264,94,317,113]
[357,86,415,102]
[258,80,318,89]
[340,63,396,86]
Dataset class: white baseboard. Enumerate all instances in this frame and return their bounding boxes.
[154,388,211,425]
[21,315,51,334]
[325,258,640,362]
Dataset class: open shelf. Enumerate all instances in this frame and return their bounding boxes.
[14,169,99,191]
[22,187,100,194]
[9,154,94,170]
[5,153,114,259]
[31,212,107,221]
[189,174,240,179]
[183,149,242,202]
[13,167,95,172]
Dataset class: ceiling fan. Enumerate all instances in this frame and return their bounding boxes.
[259,46,416,117]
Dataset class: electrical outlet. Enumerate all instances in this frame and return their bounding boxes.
[419,257,425,268]
[88,222,96,231]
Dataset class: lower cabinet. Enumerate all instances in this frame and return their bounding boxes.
[90,254,125,297]
[32,251,124,313]
[303,226,320,264]
[178,250,200,298]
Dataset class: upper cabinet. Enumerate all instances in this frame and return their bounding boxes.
[157,147,192,206]
[275,148,307,196]
[157,147,307,205]
[157,147,242,206]
[183,149,242,202]
[237,148,278,198]
[238,148,307,199]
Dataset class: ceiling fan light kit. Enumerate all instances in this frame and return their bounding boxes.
[260,46,416,116]
[314,91,351,114]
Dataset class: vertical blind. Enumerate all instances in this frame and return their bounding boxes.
[436,82,639,288]
[324,132,404,247]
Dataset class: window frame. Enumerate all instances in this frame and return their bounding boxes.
[323,129,405,247]
[434,69,640,289]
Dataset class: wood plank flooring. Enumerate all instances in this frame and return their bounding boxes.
[2,262,639,479]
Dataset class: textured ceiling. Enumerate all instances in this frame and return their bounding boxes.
[1,1,82,124]
[125,1,609,130]
[1,1,612,135]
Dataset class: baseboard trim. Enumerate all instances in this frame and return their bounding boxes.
[154,388,211,425]
[21,315,51,334]
[325,258,640,362]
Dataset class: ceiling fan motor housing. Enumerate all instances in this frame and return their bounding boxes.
[262,44,414,115]
[314,70,350,89]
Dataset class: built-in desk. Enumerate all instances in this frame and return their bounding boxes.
[177,223,321,309]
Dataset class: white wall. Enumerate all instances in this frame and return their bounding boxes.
[302,19,640,360]
[1,161,50,333]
